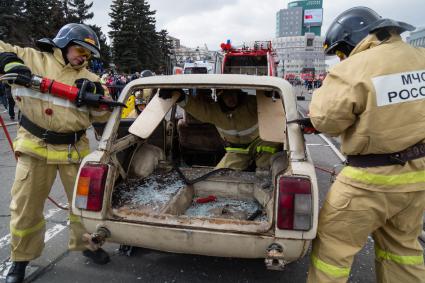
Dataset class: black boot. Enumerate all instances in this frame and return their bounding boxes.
[82,248,110,265]
[6,261,29,283]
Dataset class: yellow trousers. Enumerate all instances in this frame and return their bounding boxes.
[307,180,425,283]
[9,154,87,261]
[217,140,280,170]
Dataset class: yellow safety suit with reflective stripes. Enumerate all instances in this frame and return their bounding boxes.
[307,33,425,282]
[0,40,110,261]
[0,41,110,163]
[180,93,281,170]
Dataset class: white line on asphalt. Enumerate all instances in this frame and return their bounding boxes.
[0,222,67,279]
[0,207,64,250]
[45,224,67,242]
[318,134,346,163]
[0,261,12,279]
[306,143,330,147]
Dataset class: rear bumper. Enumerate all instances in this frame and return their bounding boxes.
[81,218,311,261]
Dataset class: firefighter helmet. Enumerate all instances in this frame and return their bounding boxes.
[141,70,154,77]
[36,23,100,58]
[324,7,381,56]
[324,7,415,57]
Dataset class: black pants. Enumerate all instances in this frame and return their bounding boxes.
[7,93,15,119]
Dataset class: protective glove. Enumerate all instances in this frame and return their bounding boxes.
[158,88,185,102]
[0,52,32,87]
[75,79,104,95]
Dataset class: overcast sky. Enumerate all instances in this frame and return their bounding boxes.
[88,0,425,50]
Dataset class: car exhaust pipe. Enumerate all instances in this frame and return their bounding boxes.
[265,243,287,271]
[83,227,111,251]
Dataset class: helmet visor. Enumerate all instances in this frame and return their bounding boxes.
[74,45,92,59]
[73,40,100,58]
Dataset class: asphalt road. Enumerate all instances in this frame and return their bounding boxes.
[0,96,423,283]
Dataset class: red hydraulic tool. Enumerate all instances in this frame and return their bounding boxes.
[1,73,126,109]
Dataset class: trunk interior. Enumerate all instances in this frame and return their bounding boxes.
[107,108,288,233]
[111,166,276,233]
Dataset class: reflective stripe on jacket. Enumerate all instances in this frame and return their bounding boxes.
[309,33,425,192]
[0,41,110,164]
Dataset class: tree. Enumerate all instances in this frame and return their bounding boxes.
[89,24,111,67]
[49,0,67,32]
[0,0,30,46]
[157,29,173,74]
[67,0,94,23]
[109,0,134,72]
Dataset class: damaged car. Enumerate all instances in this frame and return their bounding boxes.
[72,74,318,270]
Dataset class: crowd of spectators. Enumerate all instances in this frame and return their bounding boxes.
[99,71,142,100]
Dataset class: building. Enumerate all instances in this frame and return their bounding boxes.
[274,1,325,81]
[273,33,326,81]
[276,0,323,37]
[276,7,303,37]
[407,27,425,48]
[167,35,181,49]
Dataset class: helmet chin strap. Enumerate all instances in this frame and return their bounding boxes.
[61,48,70,65]
[375,29,392,42]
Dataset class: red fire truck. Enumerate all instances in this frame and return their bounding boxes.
[220,40,277,76]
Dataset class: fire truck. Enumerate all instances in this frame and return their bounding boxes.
[220,40,277,76]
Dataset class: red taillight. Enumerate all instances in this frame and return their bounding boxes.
[75,164,108,211]
[277,176,312,230]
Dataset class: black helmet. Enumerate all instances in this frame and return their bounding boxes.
[324,7,381,56]
[36,23,100,58]
[141,70,154,77]
[324,7,415,57]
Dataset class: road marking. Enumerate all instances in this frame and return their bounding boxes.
[318,134,346,163]
[0,206,68,280]
[0,207,63,250]
[45,224,67,242]
[306,143,330,147]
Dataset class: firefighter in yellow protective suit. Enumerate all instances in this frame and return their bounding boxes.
[159,88,281,170]
[0,23,111,283]
[123,70,155,118]
[306,7,425,283]
[126,89,151,118]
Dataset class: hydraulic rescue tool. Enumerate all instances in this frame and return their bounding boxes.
[0,73,126,109]
[288,117,320,134]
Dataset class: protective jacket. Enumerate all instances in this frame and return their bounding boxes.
[309,32,425,192]
[181,94,258,146]
[0,41,110,164]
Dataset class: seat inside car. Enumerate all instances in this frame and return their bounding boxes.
[177,90,225,166]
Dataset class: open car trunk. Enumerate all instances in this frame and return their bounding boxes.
[111,166,275,233]
[105,83,290,235]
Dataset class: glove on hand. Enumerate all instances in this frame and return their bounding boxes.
[0,52,32,86]
[75,79,104,95]
[75,78,96,93]
[297,117,320,134]
[158,88,185,102]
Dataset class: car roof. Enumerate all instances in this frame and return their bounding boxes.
[122,74,297,119]
[126,74,291,90]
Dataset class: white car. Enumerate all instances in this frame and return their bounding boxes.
[72,74,318,270]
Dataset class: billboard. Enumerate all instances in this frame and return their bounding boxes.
[304,8,323,26]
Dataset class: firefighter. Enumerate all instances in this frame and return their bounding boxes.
[0,23,111,283]
[127,93,149,118]
[125,70,155,118]
[159,88,281,170]
[306,7,425,283]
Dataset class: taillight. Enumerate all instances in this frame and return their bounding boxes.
[277,176,312,231]
[75,163,108,211]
